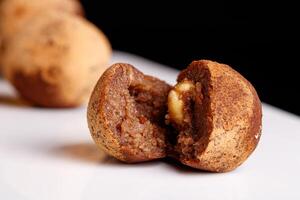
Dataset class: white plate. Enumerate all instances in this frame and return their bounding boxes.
[1,51,300,200]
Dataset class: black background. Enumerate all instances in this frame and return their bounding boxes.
[81,1,300,116]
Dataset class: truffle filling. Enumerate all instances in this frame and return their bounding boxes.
[167,79,204,159]
[116,83,169,159]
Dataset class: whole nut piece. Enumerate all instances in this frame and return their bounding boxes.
[1,11,111,107]
[167,60,262,172]
[168,80,195,124]
[87,63,172,162]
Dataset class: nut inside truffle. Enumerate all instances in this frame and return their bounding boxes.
[167,78,209,160]
[89,61,262,172]
[166,60,262,172]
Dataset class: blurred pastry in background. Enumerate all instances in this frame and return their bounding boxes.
[0,0,84,75]
[0,35,2,76]
[0,0,84,39]
[1,11,111,107]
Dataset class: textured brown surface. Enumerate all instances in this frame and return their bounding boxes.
[0,36,2,75]
[0,0,84,39]
[0,0,84,74]
[87,63,172,162]
[87,60,262,171]
[1,11,111,107]
[170,60,262,172]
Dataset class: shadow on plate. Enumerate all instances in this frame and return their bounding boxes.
[53,142,160,167]
[53,143,118,164]
[53,142,213,174]
[163,157,213,174]
[0,94,82,109]
[0,94,30,107]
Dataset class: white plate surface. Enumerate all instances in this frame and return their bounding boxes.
[1,51,300,200]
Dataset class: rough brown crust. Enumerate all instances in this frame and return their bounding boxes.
[87,63,172,163]
[172,60,262,172]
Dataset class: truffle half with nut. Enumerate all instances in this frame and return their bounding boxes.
[87,63,172,163]
[87,61,262,172]
[1,11,111,107]
[0,0,84,40]
[167,60,262,172]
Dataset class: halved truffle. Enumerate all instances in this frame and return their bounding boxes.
[167,60,262,172]
[88,63,172,162]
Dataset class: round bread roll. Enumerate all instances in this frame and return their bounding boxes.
[1,11,111,107]
[0,0,83,39]
[167,60,262,172]
[88,63,172,162]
